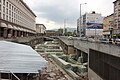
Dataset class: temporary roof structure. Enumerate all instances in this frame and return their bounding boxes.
[0,41,47,73]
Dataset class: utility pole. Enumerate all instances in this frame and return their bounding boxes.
[79,4,81,37]
[79,3,87,37]
[64,19,76,36]
[64,19,66,36]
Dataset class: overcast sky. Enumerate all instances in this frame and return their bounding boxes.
[23,0,115,30]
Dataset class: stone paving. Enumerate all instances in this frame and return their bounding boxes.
[36,40,88,80]
[40,54,72,80]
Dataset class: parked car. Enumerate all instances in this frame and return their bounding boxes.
[88,38,95,42]
[115,39,120,45]
[67,36,73,40]
[99,38,109,43]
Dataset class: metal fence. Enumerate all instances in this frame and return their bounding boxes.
[89,49,120,80]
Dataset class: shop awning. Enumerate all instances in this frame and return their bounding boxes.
[17,27,22,31]
[8,24,13,29]
[13,26,18,30]
[1,22,7,28]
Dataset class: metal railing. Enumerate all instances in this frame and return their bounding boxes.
[0,70,20,80]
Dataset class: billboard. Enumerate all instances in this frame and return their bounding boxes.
[86,22,103,29]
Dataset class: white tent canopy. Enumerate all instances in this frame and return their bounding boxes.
[0,41,47,73]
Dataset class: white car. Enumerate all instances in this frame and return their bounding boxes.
[115,39,120,45]
[68,36,73,40]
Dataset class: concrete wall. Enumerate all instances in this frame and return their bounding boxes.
[58,38,75,54]
[58,37,120,80]
[68,46,75,54]
[74,40,120,57]
[74,40,120,80]
[88,68,103,80]
[59,37,120,58]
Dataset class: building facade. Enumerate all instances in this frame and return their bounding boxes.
[46,30,58,37]
[103,14,114,38]
[36,24,46,36]
[103,0,120,39]
[113,0,120,38]
[113,0,120,29]
[0,0,36,38]
[78,11,103,37]
[58,28,63,36]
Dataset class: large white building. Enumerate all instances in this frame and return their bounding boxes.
[36,24,46,35]
[77,11,103,37]
[0,0,36,38]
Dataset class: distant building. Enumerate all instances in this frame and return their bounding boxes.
[113,0,120,38]
[103,14,114,38]
[0,0,36,38]
[113,0,120,29]
[58,28,63,36]
[77,11,103,37]
[73,30,77,36]
[64,28,77,36]
[46,30,58,37]
[103,0,120,39]
[36,24,46,36]
[86,29,103,38]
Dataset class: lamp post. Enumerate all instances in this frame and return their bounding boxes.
[64,19,76,36]
[64,19,66,36]
[109,28,113,39]
[109,28,113,43]
[79,3,87,37]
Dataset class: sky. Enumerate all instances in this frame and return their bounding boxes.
[23,0,115,30]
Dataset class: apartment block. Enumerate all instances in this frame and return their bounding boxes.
[113,0,120,38]
[103,14,114,38]
[113,0,120,29]
[77,11,103,37]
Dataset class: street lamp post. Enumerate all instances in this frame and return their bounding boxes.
[64,19,66,36]
[64,19,76,36]
[109,28,113,43]
[79,3,87,37]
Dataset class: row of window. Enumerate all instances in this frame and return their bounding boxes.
[0,0,35,30]
[114,1,120,6]
[115,12,120,15]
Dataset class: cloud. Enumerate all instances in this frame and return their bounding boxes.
[30,0,80,23]
[24,0,115,30]
[35,17,56,30]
